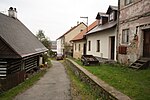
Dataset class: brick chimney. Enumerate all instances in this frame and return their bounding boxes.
[8,7,17,19]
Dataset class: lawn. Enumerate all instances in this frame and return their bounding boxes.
[75,59,150,100]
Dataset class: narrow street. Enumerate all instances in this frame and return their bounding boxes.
[14,60,71,100]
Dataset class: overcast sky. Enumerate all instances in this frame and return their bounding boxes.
[0,0,117,41]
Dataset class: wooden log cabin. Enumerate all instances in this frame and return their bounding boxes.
[0,7,48,92]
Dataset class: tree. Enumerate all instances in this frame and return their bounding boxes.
[36,30,45,41]
[36,30,52,61]
[36,30,51,50]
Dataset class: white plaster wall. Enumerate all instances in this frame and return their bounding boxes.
[73,40,85,59]
[86,27,116,60]
[57,39,63,54]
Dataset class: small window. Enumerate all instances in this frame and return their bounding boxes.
[88,41,91,51]
[78,44,80,51]
[109,12,114,21]
[122,29,129,44]
[97,19,102,26]
[75,43,76,51]
[125,0,132,6]
[97,40,100,52]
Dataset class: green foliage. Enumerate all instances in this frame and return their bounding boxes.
[36,30,51,50]
[0,70,47,100]
[36,30,45,41]
[74,60,150,100]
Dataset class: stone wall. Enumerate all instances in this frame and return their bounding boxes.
[65,58,131,100]
[118,0,150,64]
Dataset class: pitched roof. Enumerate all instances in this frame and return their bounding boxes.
[106,5,118,14]
[71,21,97,41]
[0,13,48,58]
[96,12,108,19]
[87,21,117,35]
[57,22,87,40]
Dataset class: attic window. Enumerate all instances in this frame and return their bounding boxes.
[109,12,114,21]
[97,19,102,25]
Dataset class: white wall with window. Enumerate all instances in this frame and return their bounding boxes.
[86,28,116,60]
[97,40,100,52]
[73,40,85,59]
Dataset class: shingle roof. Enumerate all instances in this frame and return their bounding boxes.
[106,5,118,14]
[96,12,108,19]
[71,21,97,41]
[0,13,48,58]
[87,21,117,35]
[57,22,87,40]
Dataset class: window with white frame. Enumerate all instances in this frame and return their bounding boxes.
[125,0,133,6]
[75,43,76,51]
[78,44,80,51]
[122,29,129,44]
[97,40,100,52]
[109,12,114,21]
[88,41,91,51]
[97,19,102,25]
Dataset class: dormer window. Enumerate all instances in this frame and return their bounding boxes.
[97,19,102,26]
[109,12,114,21]
[125,0,132,6]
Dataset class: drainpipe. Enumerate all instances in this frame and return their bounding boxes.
[116,0,120,61]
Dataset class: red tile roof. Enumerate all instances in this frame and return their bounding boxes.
[71,21,97,41]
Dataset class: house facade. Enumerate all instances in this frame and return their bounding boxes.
[86,6,118,60]
[117,0,150,64]
[71,21,97,59]
[0,7,47,92]
[57,22,87,56]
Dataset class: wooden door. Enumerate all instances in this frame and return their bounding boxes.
[143,29,150,57]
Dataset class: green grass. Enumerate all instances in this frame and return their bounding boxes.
[63,61,100,100]
[74,59,150,100]
[0,69,47,100]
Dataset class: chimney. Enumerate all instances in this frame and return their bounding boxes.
[8,7,17,19]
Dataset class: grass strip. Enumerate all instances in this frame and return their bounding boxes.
[63,61,100,100]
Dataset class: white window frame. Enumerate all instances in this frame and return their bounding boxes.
[75,43,76,51]
[109,12,114,21]
[88,41,91,51]
[122,29,129,44]
[78,44,80,51]
[97,40,100,52]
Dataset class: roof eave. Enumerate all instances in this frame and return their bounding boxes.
[21,49,48,58]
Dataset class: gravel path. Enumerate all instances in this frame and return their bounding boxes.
[14,60,71,100]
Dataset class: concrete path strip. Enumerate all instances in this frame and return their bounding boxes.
[14,60,71,100]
